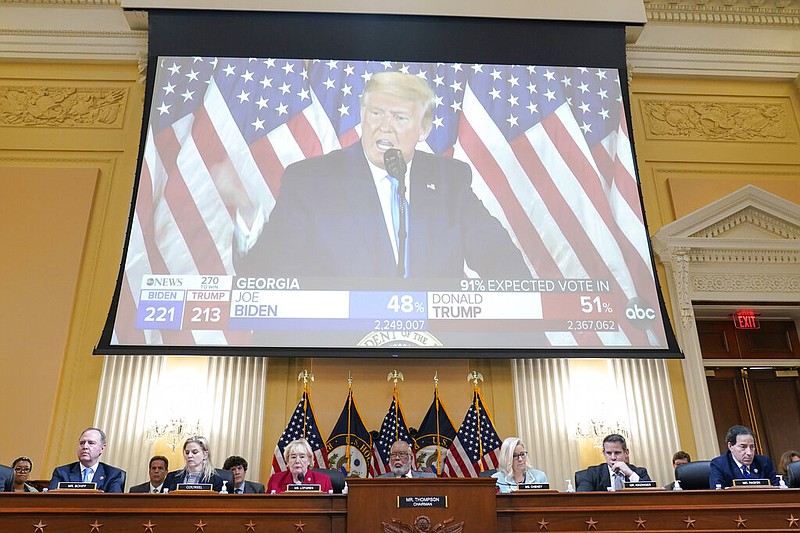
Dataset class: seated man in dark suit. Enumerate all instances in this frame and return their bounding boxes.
[223,455,265,494]
[663,450,691,490]
[48,427,126,492]
[709,425,779,488]
[0,464,13,492]
[378,441,436,479]
[129,455,169,493]
[576,433,650,492]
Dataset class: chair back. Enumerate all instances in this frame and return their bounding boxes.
[311,468,346,494]
[574,468,589,489]
[787,460,800,488]
[675,460,711,490]
[478,468,497,478]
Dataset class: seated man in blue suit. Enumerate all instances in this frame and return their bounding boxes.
[378,441,436,479]
[48,427,126,492]
[709,425,779,488]
[235,71,530,281]
[576,433,650,492]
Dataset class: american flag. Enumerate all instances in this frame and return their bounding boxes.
[271,390,328,474]
[369,393,411,477]
[115,56,665,349]
[441,390,502,478]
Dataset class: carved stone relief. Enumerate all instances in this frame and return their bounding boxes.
[693,273,800,293]
[0,86,127,127]
[639,100,790,141]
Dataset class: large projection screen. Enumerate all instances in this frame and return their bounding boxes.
[96,9,681,358]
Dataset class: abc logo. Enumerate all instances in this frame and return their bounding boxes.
[625,298,656,330]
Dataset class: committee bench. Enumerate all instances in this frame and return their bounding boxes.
[1,479,798,533]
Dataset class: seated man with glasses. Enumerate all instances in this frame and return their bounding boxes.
[267,438,333,494]
[491,437,548,493]
[378,440,436,478]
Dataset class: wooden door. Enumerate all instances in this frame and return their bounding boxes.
[706,367,800,460]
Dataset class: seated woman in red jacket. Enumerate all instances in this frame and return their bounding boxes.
[267,438,333,494]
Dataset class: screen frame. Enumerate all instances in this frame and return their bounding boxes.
[95,9,682,359]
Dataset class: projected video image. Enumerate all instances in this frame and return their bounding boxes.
[111,56,669,353]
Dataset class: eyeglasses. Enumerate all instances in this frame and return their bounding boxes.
[14,468,31,474]
[512,452,527,460]
[389,452,410,459]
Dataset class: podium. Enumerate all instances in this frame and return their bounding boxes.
[346,477,496,532]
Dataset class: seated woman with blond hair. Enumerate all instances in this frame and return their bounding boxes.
[163,436,233,492]
[491,437,548,493]
[267,438,333,494]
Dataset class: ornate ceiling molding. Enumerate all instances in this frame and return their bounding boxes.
[644,0,800,27]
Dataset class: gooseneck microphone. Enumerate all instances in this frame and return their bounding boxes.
[383,148,407,277]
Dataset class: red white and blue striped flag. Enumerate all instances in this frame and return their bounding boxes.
[115,56,664,349]
[271,389,329,475]
[369,393,411,478]
[441,389,502,478]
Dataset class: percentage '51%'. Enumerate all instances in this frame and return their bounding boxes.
[580,296,613,313]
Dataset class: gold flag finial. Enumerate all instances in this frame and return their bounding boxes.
[347,371,353,388]
[467,370,483,388]
[387,370,404,384]
[298,369,315,386]
[433,371,439,388]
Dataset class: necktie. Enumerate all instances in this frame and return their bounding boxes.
[235,488,242,494]
[613,472,624,491]
[152,488,159,493]
[82,468,91,483]
[742,465,750,478]
[387,175,409,277]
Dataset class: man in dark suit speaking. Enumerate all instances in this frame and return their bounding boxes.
[709,425,779,488]
[48,427,126,493]
[235,71,529,280]
[576,433,650,492]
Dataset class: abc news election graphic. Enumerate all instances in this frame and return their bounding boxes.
[135,274,664,350]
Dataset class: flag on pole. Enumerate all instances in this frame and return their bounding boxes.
[369,391,411,478]
[271,389,328,474]
[441,389,502,478]
[325,387,373,478]
[414,388,456,475]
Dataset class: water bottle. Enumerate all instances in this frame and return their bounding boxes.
[715,483,722,490]
[778,475,788,489]
[673,479,683,491]
[565,479,575,493]
[219,480,228,494]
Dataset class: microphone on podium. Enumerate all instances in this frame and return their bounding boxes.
[383,148,408,277]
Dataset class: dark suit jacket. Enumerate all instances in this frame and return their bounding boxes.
[576,463,650,492]
[232,480,266,494]
[48,461,126,493]
[163,468,234,493]
[0,465,13,492]
[709,450,778,488]
[236,144,530,280]
[129,482,164,493]
[378,470,437,478]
